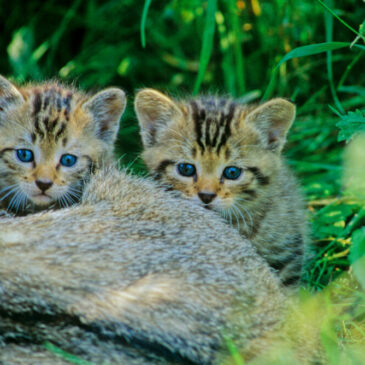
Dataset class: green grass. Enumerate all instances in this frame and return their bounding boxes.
[0,0,364,363]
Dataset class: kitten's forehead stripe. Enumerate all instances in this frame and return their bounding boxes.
[29,87,77,142]
[43,94,50,110]
[216,102,235,154]
[33,116,45,139]
[32,91,42,116]
[190,101,205,153]
[55,122,67,141]
[56,96,62,111]
[205,117,212,147]
[190,98,236,155]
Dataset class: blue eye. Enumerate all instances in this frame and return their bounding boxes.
[177,163,196,177]
[60,154,77,167]
[16,149,34,163]
[223,166,242,180]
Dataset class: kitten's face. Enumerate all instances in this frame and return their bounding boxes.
[135,90,295,214]
[0,76,126,212]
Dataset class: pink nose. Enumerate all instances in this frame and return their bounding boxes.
[35,180,53,192]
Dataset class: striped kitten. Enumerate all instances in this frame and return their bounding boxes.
[0,75,126,215]
[135,89,307,286]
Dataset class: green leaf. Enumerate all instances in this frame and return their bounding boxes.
[228,0,245,95]
[7,26,42,80]
[193,0,217,94]
[224,334,245,365]
[336,109,365,142]
[44,342,95,365]
[339,86,365,97]
[263,42,365,100]
[277,42,352,70]
[349,229,365,289]
[316,0,361,37]
[140,0,153,48]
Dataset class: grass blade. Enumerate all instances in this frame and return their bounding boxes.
[263,42,365,100]
[229,0,245,95]
[316,0,361,37]
[140,0,153,48]
[44,342,95,365]
[324,0,344,113]
[193,0,218,95]
[337,50,365,89]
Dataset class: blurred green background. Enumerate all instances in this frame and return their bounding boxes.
[1,1,365,359]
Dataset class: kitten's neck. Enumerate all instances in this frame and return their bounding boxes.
[231,162,288,239]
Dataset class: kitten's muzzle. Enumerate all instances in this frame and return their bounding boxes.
[198,192,217,205]
[35,179,53,192]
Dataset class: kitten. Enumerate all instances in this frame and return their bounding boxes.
[0,75,126,215]
[135,89,307,286]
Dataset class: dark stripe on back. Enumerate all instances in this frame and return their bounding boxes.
[247,166,270,185]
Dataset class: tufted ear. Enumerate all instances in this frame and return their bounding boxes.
[245,98,296,153]
[0,75,24,113]
[134,89,182,147]
[82,88,126,144]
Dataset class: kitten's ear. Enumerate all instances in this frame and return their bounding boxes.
[135,89,181,147]
[82,88,126,144]
[0,75,24,112]
[245,98,296,152]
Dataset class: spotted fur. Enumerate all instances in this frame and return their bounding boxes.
[0,75,126,214]
[135,89,308,286]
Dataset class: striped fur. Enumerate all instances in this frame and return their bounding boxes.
[0,75,126,215]
[135,89,308,286]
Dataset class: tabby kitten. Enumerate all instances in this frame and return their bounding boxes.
[135,89,307,286]
[0,75,126,214]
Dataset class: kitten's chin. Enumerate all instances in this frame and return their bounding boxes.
[31,194,53,206]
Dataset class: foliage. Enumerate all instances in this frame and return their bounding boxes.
[336,109,365,142]
[0,0,364,363]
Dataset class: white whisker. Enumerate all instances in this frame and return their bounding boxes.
[0,186,19,202]
[7,188,22,212]
[0,183,19,195]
